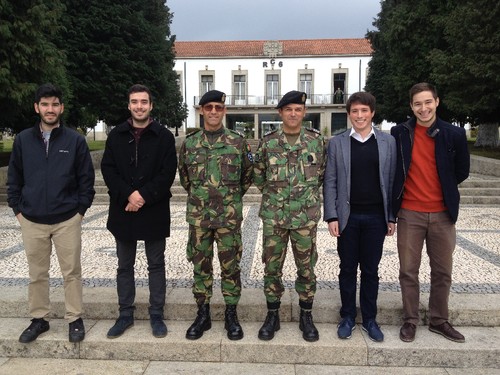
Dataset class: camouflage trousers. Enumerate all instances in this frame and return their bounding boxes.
[187,224,242,305]
[262,222,318,305]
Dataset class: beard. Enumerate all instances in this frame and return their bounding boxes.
[41,113,62,127]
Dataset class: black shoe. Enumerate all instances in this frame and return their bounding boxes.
[258,310,280,341]
[224,305,243,340]
[150,314,167,338]
[107,316,134,339]
[186,304,211,340]
[69,318,85,343]
[299,309,319,342]
[19,318,50,343]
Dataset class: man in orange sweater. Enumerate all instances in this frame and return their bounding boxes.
[391,82,470,343]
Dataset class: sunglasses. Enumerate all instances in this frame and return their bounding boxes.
[202,104,225,112]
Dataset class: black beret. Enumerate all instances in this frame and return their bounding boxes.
[199,90,226,106]
[276,90,307,109]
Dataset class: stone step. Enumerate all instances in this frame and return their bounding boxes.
[1,289,499,368]
[1,287,499,327]
[461,196,500,204]
[460,179,500,188]
[5,175,500,189]
[90,185,263,194]
[459,188,500,196]
[1,360,497,375]
[4,193,500,205]
[0,361,482,375]
[0,193,264,204]
[0,318,498,368]
[2,175,500,205]
[86,176,500,189]
[92,184,500,197]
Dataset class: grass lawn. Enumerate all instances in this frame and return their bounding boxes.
[87,140,106,151]
[0,139,13,167]
[0,139,106,167]
[468,140,500,160]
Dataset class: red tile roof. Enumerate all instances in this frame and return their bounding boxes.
[173,39,372,58]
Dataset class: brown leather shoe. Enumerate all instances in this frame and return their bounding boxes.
[429,321,465,343]
[399,322,416,342]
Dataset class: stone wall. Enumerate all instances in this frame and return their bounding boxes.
[470,155,500,177]
[1,154,498,189]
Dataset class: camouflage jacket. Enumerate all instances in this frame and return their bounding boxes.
[254,127,326,229]
[178,127,253,228]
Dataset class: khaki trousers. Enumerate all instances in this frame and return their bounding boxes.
[20,213,83,322]
[397,208,456,326]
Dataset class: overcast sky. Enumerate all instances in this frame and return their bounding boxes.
[167,0,381,41]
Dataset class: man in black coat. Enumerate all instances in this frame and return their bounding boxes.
[101,84,177,339]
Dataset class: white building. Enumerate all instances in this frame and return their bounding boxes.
[173,38,372,138]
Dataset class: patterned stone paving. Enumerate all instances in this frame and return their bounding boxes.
[1,204,499,293]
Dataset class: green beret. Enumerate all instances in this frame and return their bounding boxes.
[276,90,307,109]
[199,90,226,106]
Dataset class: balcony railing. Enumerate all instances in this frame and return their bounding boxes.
[193,94,348,106]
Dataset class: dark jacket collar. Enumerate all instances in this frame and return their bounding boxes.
[115,119,162,135]
[30,120,64,139]
[403,116,441,138]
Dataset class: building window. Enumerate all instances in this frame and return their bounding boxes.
[266,73,280,105]
[200,73,214,96]
[333,72,346,104]
[299,72,313,104]
[233,73,247,105]
[176,70,183,100]
[331,113,347,135]
[225,114,254,138]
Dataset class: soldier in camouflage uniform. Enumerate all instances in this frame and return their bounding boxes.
[254,90,326,342]
[178,90,253,341]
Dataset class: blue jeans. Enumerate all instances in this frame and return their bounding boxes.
[116,238,166,316]
[337,212,386,322]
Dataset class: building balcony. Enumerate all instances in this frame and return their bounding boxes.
[193,94,348,107]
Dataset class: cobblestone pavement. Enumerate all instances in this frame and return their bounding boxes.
[1,204,499,293]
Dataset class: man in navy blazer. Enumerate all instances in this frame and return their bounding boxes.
[323,91,396,342]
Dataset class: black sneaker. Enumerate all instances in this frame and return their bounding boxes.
[107,316,134,339]
[69,318,85,343]
[19,318,50,343]
[150,314,167,338]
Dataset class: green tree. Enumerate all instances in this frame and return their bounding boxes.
[367,0,500,149]
[0,0,69,133]
[366,1,446,123]
[429,1,500,147]
[60,0,186,132]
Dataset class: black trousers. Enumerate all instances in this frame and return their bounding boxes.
[337,212,386,322]
[115,238,166,316]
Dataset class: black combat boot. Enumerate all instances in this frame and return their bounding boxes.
[299,308,319,342]
[186,304,211,340]
[224,305,244,340]
[258,310,280,341]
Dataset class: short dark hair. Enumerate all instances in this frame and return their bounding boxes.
[35,83,63,104]
[409,82,438,103]
[128,84,153,103]
[346,91,376,113]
